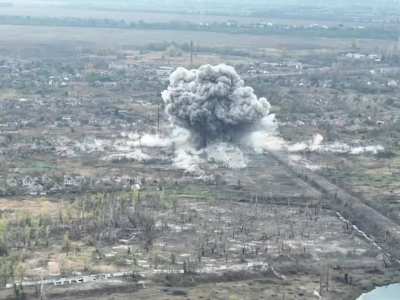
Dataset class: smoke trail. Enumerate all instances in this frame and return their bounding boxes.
[288,134,384,155]
[205,143,248,169]
[162,64,271,148]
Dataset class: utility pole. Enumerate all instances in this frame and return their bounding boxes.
[40,272,46,300]
[156,102,160,135]
[190,40,194,67]
[396,36,400,55]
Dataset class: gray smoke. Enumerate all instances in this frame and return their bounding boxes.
[162,64,271,148]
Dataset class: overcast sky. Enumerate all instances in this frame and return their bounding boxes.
[8,0,400,7]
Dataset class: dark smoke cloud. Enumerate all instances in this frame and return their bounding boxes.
[162,64,271,147]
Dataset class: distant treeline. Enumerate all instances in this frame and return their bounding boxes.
[0,15,399,40]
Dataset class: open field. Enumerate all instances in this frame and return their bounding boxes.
[0,6,378,27]
[0,25,395,53]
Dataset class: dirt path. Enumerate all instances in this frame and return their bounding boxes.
[268,150,400,263]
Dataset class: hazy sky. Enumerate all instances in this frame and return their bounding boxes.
[4,0,400,17]
[8,0,400,7]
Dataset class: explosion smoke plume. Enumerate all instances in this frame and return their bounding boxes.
[162,64,271,148]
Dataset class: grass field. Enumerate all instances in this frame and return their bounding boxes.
[0,6,375,27]
[0,24,394,53]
